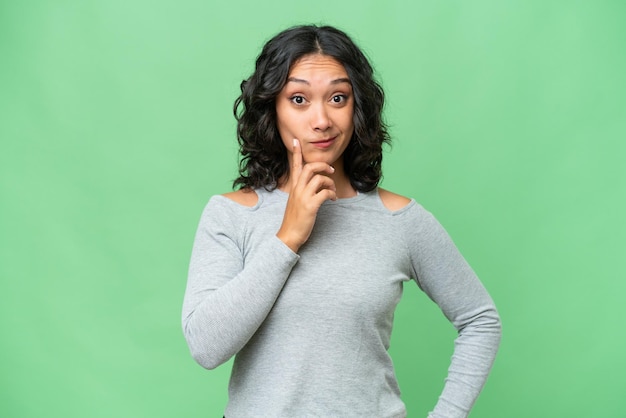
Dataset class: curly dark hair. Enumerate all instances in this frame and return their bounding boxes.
[233,25,390,192]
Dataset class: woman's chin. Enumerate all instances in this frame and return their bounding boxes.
[302,153,340,167]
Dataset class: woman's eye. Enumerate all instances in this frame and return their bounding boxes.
[332,95,346,103]
[290,96,305,105]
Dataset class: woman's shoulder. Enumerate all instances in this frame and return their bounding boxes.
[197,189,261,234]
[200,189,261,223]
[377,188,413,212]
[221,188,259,207]
[374,188,434,226]
[374,190,449,248]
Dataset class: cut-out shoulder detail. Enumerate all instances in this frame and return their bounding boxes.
[378,188,412,211]
[222,189,259,207]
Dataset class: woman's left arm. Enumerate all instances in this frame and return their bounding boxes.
[402,205,502,418]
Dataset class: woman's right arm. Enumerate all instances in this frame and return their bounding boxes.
[184,140,336,369]
[181,198,299,369]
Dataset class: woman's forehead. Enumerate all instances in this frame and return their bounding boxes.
[288,54,348,78]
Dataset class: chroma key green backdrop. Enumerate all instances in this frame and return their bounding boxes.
[1,1,625,417]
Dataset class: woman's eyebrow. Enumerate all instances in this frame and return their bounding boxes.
[286,77,309,85]
[286,77,351,85]
[331,77,351,85]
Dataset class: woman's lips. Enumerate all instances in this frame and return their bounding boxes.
[310,136,336,149]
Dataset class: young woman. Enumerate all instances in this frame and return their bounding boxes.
[182,25,501,418]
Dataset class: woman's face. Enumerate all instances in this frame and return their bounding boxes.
[275,54,354,168]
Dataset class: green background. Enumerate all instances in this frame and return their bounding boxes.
[1,1,625,417]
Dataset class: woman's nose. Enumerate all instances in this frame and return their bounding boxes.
[310,103,332,131]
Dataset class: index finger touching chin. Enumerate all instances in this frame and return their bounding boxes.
[292,138,303,169]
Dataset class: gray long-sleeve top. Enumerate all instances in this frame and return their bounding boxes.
[182,188,501,417]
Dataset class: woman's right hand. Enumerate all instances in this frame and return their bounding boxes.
[276,139,337,253]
